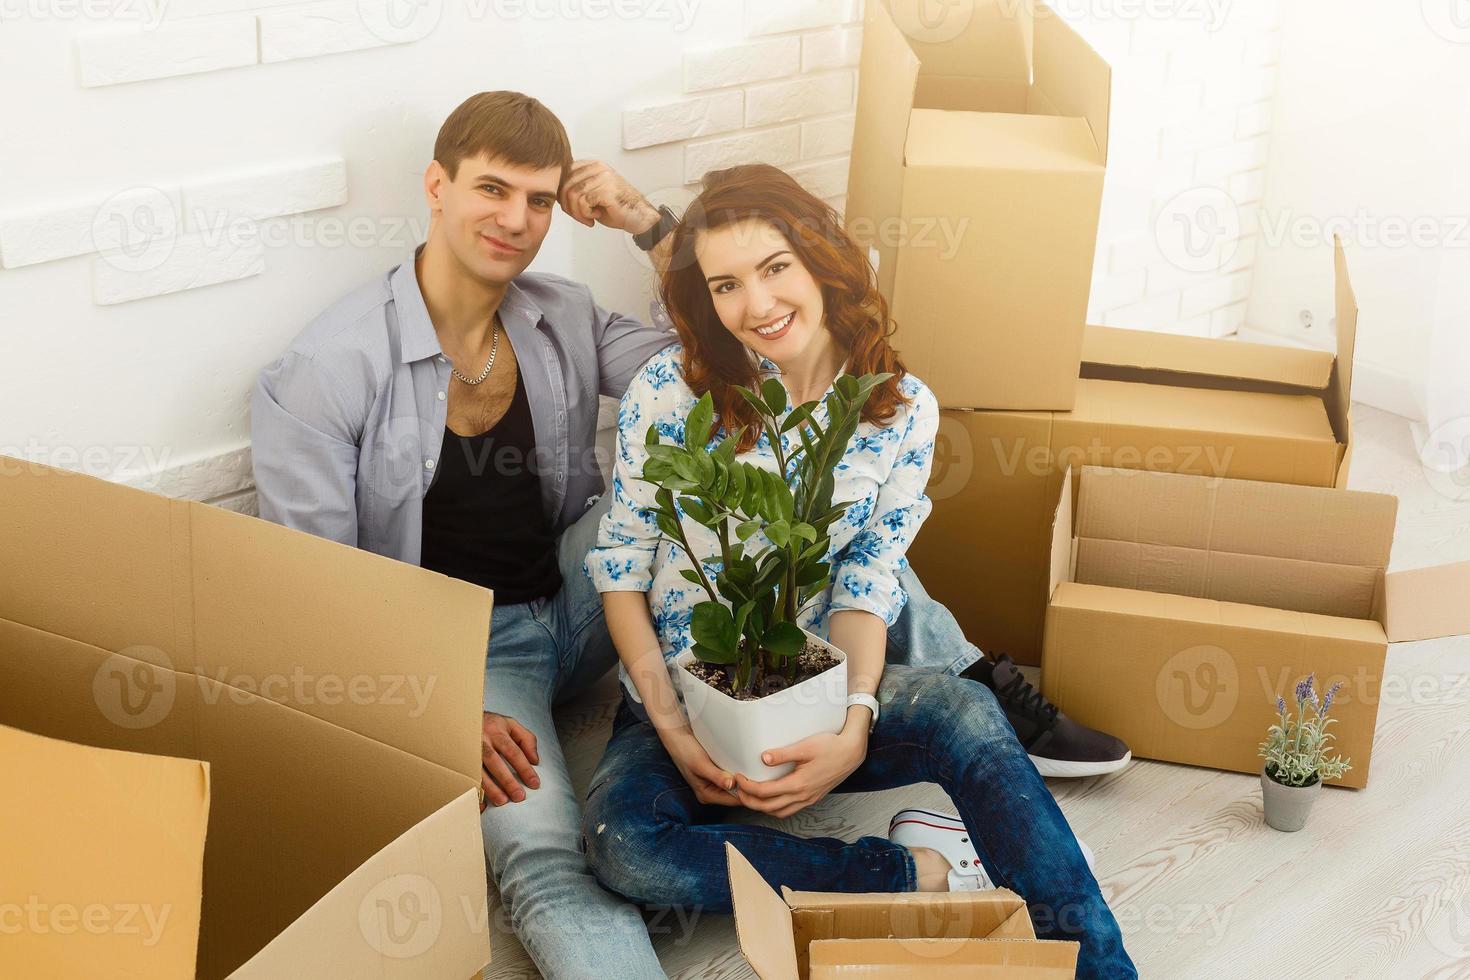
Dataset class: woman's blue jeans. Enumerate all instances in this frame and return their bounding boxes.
[580,665,1137,980]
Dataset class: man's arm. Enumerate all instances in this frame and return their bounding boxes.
[250,351,362,547]
[559,159,680,397]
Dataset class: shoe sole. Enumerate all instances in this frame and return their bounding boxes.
[1029,751,1132,779]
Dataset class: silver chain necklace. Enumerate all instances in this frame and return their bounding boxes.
[450,318,500,386]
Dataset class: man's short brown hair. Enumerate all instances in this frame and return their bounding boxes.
[434,91,573,188]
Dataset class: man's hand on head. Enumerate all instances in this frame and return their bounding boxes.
[480,711,541,810]
[559,159,659,236]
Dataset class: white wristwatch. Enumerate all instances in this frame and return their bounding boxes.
[846,693,880,731]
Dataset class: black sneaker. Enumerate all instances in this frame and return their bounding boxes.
[963,653,1132,778]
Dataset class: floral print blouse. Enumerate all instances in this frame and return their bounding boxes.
[584,344,940,691]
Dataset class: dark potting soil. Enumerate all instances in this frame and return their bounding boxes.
[686,641,841,701]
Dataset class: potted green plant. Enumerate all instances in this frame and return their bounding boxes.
[637,373,891,780]
[1258,674,1352,832]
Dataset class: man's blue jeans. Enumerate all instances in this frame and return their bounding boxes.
[479,490,1050,978]
[581,667,1137,980]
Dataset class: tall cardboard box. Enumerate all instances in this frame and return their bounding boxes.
[1040,467,1470,788]
[846,0,1111,410]
[908,243,1358,665]
[0,457,494,978]
[725,844,1078,979]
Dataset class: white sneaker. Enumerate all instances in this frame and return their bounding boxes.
[887,808,1097,889]
[888,808,994,891]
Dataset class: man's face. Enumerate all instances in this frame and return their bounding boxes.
[426,152,561,285]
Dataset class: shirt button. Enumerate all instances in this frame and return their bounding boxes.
[424,459,435,470]
[438,391,446,400]
[438,355,447,363]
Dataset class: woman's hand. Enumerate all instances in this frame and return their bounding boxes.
[661,726,740,806]
[733,729,867,819]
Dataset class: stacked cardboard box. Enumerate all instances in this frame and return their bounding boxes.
[907,245,1358,665]
[846,0,1110,410]
[0,458,494,978]
[1041,467,1470,787]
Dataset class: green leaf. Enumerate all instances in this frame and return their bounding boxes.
[763,621,804,659]
[790,522,816,544]
[666,477,700,492]
[692,642,737,665]
[691,447,716,486]
[691,601,738,656]
[780,404,812,433]
[796,560,830,587]
[735,518,763,542]
[737,387,770,419]
[686,392,714,448]
[679,497,715,525]
[671,452,702,485]
[655,513,683,539]
[761,378,787,416]
[642,457,674,482]
[799,539,828,562]
[645,423,661,448]
[765,520,791,548]
[680,569,705,586]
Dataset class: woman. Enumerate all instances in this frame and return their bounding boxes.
[581,165,1136,978]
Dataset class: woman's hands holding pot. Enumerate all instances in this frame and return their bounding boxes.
[732,729,867,819]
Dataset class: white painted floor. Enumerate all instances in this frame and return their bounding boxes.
[483,404,1470,979]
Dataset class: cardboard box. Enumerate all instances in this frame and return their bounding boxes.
[1041,467,1470,788]
[725,844,1078,979]
[907,244,1358,665]
[846,0,1110,411]
[0,457,495,978]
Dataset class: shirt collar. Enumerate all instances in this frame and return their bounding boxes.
[390,244,546,365]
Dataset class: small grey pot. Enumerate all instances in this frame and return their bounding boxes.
[1261,769,1321,832]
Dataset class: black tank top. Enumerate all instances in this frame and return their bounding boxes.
[420,371,562,605]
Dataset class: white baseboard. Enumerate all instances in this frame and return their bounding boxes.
[117,443,255,503]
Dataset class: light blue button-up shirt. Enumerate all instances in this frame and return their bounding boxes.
[251,245,676,566]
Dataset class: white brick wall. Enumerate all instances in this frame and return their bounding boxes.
[623,1,862,211]
[1079,0,1287,338]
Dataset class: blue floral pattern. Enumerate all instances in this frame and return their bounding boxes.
[585,345,940,668]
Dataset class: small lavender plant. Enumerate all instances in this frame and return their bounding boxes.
[1259,674,1352,788]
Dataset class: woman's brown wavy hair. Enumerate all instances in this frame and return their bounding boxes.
[660,164,910,454]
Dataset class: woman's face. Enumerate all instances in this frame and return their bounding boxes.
[694,218,826,366]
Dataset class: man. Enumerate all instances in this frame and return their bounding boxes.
[253,89,1128,979]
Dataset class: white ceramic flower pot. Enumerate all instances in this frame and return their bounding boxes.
[672,628,848,782]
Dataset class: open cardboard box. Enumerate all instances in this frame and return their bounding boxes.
[0,457,494,978]
[725,844,1078,978]
[1040,466,1470,788]
[909,242,1359,665]
[846,0,1110,411]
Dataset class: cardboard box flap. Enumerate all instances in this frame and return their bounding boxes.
[230,789,491,979]
[808,938,1079,978]
[727,844,800,980]
[1081,324,1334,392]
[1048,465,1075,599]
[1324,236,1360,443]
[1385,560,1470,642]
[884,0,1033,84]
[849,0,922,294]
[905,109,1103,171]
[1030,7,1111,162]
[778,886,1031,938]
[0,458,491,785]
[1,723,209,978]
[1075,467,1397,570]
